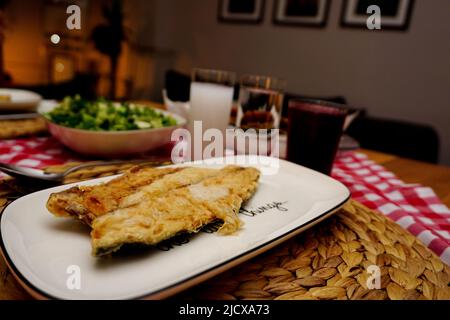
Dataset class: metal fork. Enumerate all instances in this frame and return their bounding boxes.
[0,158,168,183]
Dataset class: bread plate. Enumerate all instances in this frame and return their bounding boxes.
[0,89,42,112]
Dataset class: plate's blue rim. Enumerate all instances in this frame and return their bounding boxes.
[0,182,351,300]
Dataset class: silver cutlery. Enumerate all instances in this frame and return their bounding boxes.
[0,113,40,120]
[0,158,168,183]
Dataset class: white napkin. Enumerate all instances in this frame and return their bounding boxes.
[162,89,190,120]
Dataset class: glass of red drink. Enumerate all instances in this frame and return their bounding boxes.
[287,99,347,175]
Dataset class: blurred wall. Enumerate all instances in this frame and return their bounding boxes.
[125,0,177,100]
[148,0,450,165]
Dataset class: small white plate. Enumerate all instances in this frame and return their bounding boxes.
[0,156,350,300]
[0,89,42,112]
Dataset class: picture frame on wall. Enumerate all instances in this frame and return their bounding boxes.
[272,0,331,27]
[341,0,415,30]
[218,0,265,24]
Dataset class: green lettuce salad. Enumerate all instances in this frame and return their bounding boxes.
[45,95,177,131]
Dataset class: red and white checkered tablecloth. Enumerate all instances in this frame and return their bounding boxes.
[332,152,450,265]
[1,137,449,265]
[0,137,81,168]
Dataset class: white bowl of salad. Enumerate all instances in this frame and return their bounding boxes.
[38,96,187,157]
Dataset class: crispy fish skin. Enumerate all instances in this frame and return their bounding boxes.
[46,166,222,225]
[91,166,260,256]
[46,166,181,225]
[118,166,225,208]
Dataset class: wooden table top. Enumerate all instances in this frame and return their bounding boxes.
[0,149,449,300]
[361,149,450,207]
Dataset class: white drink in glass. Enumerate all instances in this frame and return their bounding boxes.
[189,82,234,134]
[188,82,234,161]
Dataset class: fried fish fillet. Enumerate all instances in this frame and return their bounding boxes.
[46,166,219,225]
[91,166,260,256]
[46,166,179,225]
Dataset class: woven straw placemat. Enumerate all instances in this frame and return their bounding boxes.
[0,118,47,140]
[0,162,449,300]
[181,200,450,300]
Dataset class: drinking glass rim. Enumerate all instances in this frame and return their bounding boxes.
[191,68,237,85]
[288,98,349,116]
[240,74,286,91]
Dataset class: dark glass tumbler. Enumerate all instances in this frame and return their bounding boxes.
[287,99,347,175]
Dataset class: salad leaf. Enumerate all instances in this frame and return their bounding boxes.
[45,95,177,131]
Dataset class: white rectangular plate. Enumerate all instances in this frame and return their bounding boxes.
[0,156,350,300]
